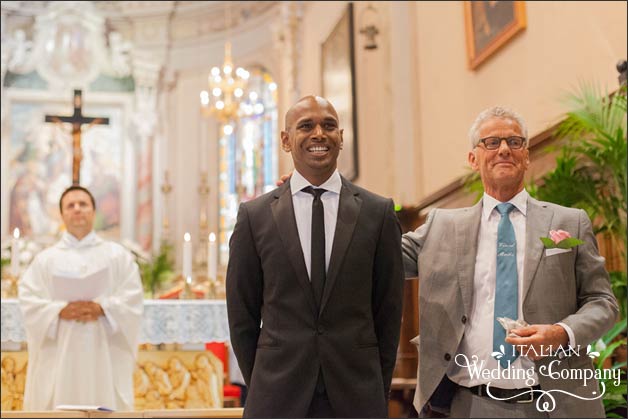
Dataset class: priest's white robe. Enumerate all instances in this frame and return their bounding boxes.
[18,231,143,410]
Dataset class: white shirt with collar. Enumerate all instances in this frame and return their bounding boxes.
[289,169,342,280]
[448,189,575,389]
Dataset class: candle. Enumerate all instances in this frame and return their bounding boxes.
[208,233,217,282]
[11,228,20,277]
[182,232,192,279]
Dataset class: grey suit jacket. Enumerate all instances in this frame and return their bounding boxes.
[227,177,404,418]
[402,196,619,418]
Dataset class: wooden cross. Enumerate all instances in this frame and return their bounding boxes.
[45,89,110,185]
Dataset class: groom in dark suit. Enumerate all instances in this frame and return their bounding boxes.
[227,95,404,418]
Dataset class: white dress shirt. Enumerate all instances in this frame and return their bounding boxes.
[448,189,576,388]
[289,169,342,280]
[448,189,534,388]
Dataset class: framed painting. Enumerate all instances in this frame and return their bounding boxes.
[464,1,527,70]
[1,90,134,243]
[321,3,359,181]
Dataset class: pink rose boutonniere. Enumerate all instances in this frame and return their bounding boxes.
[540,229,584,249]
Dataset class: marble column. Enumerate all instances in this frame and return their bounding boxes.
[132,57,161,251]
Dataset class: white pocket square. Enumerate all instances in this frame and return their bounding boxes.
[545,248,572,256]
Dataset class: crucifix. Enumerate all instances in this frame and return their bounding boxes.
[45,89,110,185]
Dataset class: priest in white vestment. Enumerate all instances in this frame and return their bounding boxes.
[18,185,144,411]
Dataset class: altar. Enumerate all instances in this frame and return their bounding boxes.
[1,299,230,344]
[0,299,242,412]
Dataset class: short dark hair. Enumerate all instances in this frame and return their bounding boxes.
[59,185,96,213]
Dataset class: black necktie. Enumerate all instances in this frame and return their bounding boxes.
[302,186,327,308]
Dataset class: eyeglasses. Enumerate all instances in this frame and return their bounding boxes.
[477,136,526,150]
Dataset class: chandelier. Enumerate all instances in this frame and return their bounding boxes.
[200,40,250,123]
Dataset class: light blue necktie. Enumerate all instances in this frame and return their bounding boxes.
[494,203,519,368]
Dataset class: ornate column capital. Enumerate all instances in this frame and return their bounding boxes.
[131,55,162,142]
[132,53,162,89]
[274,2,304,104]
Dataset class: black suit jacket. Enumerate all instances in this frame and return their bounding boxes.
[227,176,404,418]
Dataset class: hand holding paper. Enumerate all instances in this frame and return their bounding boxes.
[496,316,529,337]
[53,267,108,322]
[505,324,569,360]
[51,267,109,301]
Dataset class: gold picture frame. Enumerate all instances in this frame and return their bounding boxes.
[464,1,527,70]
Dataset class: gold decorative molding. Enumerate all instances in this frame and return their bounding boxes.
[1,351,224,412]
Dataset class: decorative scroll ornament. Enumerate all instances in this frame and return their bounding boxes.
[5,1,132,90]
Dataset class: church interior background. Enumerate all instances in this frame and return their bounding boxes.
[0,0,626,415]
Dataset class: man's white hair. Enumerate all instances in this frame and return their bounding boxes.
[468,106,528,149]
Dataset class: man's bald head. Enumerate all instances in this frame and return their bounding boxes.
[280,95,343,186]
[284,95,339,130]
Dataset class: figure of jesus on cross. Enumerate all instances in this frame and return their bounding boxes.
[45,90,109,185]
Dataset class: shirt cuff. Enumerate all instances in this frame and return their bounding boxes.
[556,322,576,348]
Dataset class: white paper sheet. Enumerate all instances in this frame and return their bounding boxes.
[51,267,109,301]
[55,404,114,412]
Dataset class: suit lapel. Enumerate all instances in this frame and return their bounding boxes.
[319,177,362,315]
[454,201,482,316]
[271,183,318,317]
[522,197,553,304]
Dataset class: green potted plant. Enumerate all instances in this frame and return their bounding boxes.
[595,321,628,418]
[138,241,175,298]
[537,81,626,417]
[537,81,626,253]
[0,257,9,278]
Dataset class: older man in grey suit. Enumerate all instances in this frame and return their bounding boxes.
[403,106,619,418]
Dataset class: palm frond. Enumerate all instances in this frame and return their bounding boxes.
[552,81,627,245]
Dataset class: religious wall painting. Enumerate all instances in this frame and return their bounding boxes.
[321,3,359,181]
[6,100,123,240]
[464,1,527,70]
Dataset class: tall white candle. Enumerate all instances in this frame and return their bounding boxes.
[208,233,217,282]
[11,228,20,277]
[182,232,192,279]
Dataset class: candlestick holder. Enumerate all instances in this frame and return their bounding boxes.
[196,171,210,271]
[0,274,18,298]
[182,275,194,299]
[212,273,226,299]
[207,280,218,299]
[161,171,173,241]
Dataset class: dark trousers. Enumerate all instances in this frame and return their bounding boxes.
[306,370,334,418]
